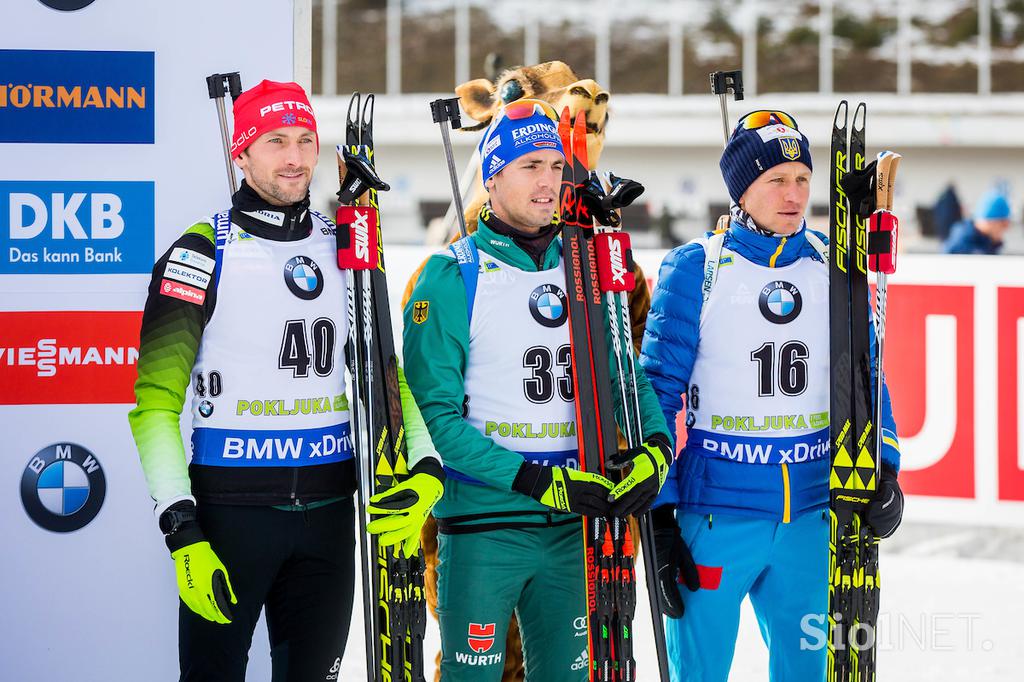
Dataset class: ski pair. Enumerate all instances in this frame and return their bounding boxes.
[558,109,669,682]
[336,92,426,682]
[827,101,901,682]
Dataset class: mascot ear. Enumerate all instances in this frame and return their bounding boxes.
[456,78,498,128]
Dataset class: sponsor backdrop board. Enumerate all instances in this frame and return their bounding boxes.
[0,0,297,680]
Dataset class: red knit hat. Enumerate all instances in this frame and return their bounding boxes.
[230,80,318,158]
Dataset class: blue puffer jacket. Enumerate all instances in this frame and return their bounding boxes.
[640,222,901,522]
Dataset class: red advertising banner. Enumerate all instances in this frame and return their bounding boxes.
[0,311,141,404]
[884,284,975,498]
[998,287,1024,502]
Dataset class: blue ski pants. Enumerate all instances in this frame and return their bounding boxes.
[665,509,829,682]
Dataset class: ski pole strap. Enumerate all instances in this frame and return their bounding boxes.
[335,205,380,271]
[436,510,579,535]
[213,210,231,290]
[700,231,727,308]
[594,232,636,293]
[449,236,480,324]
[867,210,898,275]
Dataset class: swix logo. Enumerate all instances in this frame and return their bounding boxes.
[352,210,370,262]
[608,237,627,286]
[0,311,141,404]
[467,622,496,653]
[230,125,258,154]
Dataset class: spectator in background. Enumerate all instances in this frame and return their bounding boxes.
[943,190,1012,255]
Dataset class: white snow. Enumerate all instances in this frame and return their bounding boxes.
[323,522,1024,681]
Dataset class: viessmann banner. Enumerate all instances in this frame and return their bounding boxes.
[0,1,300,680]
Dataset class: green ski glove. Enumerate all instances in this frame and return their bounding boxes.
[607,434,672,517]
[512,462,614,517]
[160,501,236,624]
[367,459,445,559]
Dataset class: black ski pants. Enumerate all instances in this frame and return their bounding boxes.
[179,499,356,682]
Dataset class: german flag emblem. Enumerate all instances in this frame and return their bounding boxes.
[412,300,429,324]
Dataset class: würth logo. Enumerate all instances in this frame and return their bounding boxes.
[467,622,495,653]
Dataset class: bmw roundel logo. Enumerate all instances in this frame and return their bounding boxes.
[199,400,215,418]
[38,0,98,10]
[759,281,802,324]
[529,284,568,328]
[21,443,106,533]
[284,256,323,300]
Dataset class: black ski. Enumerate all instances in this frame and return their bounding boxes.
[336,92,426,682]
[828,101,882,682]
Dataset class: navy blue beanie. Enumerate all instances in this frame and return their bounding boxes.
[720,112,812,203]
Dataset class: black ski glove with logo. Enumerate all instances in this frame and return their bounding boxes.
[865,463,904,539]
[652,505,700,619]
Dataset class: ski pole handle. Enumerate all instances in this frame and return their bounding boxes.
[867,210,898,275]
[206,72,242,196]
[429,97,469,239]
[709,70,744,148]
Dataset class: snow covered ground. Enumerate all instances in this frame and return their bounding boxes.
[321,521,1024,681]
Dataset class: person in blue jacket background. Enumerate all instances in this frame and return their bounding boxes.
[640,111,906,682]
[943,189,1013,255]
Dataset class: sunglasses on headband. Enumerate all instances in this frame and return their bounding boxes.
[737,110,799,130]
[501,98,559,123]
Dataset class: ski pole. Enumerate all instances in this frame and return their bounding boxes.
[205,72,242,196]
[868,150,902,484]
[709,70,744,148]
[429,97,469,238]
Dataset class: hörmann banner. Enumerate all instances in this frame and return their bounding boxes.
[0,49,154,144]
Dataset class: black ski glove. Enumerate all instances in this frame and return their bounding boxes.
[865,463,904,539]
[512,462,614,517]
[652,505,700,619]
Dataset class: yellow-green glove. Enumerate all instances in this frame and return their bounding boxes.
[160,501,236,624]
[171,540,237,624]
[367,459,444,559]
[512,462,615,517]
[607,434,672,517]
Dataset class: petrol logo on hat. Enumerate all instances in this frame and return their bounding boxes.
[759,281,802,324]
[21,443,105,533]
[468,622,496,653]
[283,256,323,300]
[529,284,567,328]
[779,137,801,161]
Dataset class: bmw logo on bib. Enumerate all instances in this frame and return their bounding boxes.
[759,281,802,324]
[21,443,106,533]
[284,256,324,300]
[529,284,568,328]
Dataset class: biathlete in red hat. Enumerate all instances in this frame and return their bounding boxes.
[128,80,445,680]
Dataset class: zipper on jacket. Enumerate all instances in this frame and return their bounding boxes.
[781,463,792,523]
